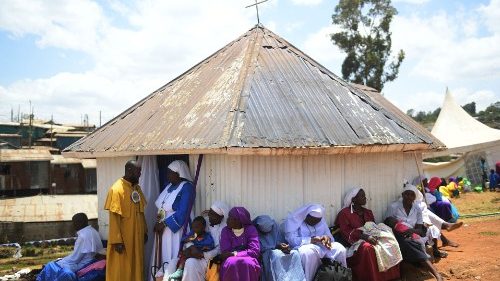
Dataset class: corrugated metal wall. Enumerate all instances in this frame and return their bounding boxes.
[95,153,422,237]
[96,156,134,238]
[190,152,422,225]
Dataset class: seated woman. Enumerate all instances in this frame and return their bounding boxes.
[253,215,306,281]
[182,201,230,281]
[385,185,443,281]
[335,188,401,281]
[426,177,458,224]
[37,213,104,281]
[220,207,261,281]
[284,204,346,281]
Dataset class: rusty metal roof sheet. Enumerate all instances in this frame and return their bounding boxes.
[51,155,82,165]
[0,195,97,222]
[64,25,444,158]
[0,149,53,162]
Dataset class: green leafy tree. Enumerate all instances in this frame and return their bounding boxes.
[331,0,405,91]
[462,102,476,116]
[477,103,500,129]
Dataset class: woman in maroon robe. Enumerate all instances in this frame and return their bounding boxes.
[335,188,400,281]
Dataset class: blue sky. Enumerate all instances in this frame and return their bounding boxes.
[0,0,499,124]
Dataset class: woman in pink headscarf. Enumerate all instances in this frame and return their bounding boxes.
[427,177,460,223]
[219,207,261,281]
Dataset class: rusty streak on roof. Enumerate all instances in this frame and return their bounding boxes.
[64,25,444,158]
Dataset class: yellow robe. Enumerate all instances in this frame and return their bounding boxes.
[105,178,147,281]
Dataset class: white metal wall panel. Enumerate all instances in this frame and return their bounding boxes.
[96,156,134,238]
[194,152,424,225]
[97,153,424,232]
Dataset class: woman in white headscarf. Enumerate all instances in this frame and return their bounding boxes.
[284,204,347,281]
[385,184,443,281]
[335,188,401,281]
[150,160,195,280]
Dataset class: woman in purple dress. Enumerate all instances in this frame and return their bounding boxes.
[219,207,261,281]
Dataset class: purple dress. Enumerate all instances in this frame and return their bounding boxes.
[220,208,261,281]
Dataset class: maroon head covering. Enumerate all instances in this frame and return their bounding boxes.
[228,207,252,226]
[496,162,500,174]
[428,177,442,193]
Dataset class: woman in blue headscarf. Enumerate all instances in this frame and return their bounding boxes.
[253,215,306,281]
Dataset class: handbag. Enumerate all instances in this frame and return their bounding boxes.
[313,258,352,281]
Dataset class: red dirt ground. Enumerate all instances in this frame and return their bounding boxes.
[402,218,500,281]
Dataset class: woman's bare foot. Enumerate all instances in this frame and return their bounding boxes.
[442,240,459,247]
[443,221,463,232]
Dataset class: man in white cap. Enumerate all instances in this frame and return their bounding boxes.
[180,201,230,281]
[284,204,347,281]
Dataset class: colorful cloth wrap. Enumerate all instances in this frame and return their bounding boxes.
[346,222,402,272]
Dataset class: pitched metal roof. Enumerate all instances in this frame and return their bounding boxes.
[64,25,444,158]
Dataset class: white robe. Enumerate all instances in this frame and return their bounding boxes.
[417,201,443,245]
[151,182,187,279]
[57,225,103,272]
[286,220,346,281]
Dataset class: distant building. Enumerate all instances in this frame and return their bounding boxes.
[0,134,21,148]
[0,148,52,196]
[0,120,97,197]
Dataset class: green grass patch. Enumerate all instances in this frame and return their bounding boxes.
[479,231,499,236]
[453,192,500,215]
[0,247,72,275]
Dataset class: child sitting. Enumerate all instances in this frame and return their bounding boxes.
[168,216,215,280]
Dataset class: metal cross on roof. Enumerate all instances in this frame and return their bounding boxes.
[245,0,269,25]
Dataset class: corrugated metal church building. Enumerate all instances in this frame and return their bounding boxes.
[64,25,443,238]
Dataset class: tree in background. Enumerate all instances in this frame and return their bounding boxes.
[477,104,500,129]
[462,102,476,116]
[406,102,500,129]
[331,0,405,91]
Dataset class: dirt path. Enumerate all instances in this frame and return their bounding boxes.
[432,218,500,281]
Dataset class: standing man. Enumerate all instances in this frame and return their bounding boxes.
[105,160,147,281]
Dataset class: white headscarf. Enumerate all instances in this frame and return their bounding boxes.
[342,187,362,212]
[402,183,423,202]
[210,201,229,222]
[284,203,325,233]
[167,160,193,182]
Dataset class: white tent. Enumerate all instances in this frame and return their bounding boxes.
[423,89,500,182]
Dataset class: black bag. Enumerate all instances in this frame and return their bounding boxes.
[313,259,352,281]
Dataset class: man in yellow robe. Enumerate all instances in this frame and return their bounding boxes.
[105,160,147,281]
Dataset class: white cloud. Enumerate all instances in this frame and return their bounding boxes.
[479,0,500,34]
[0,0,107,52]
[0,0,255,124]
[393,0,430,4]
[291,0,323,6]
[391,7,500,82]
[300,25,344,74]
